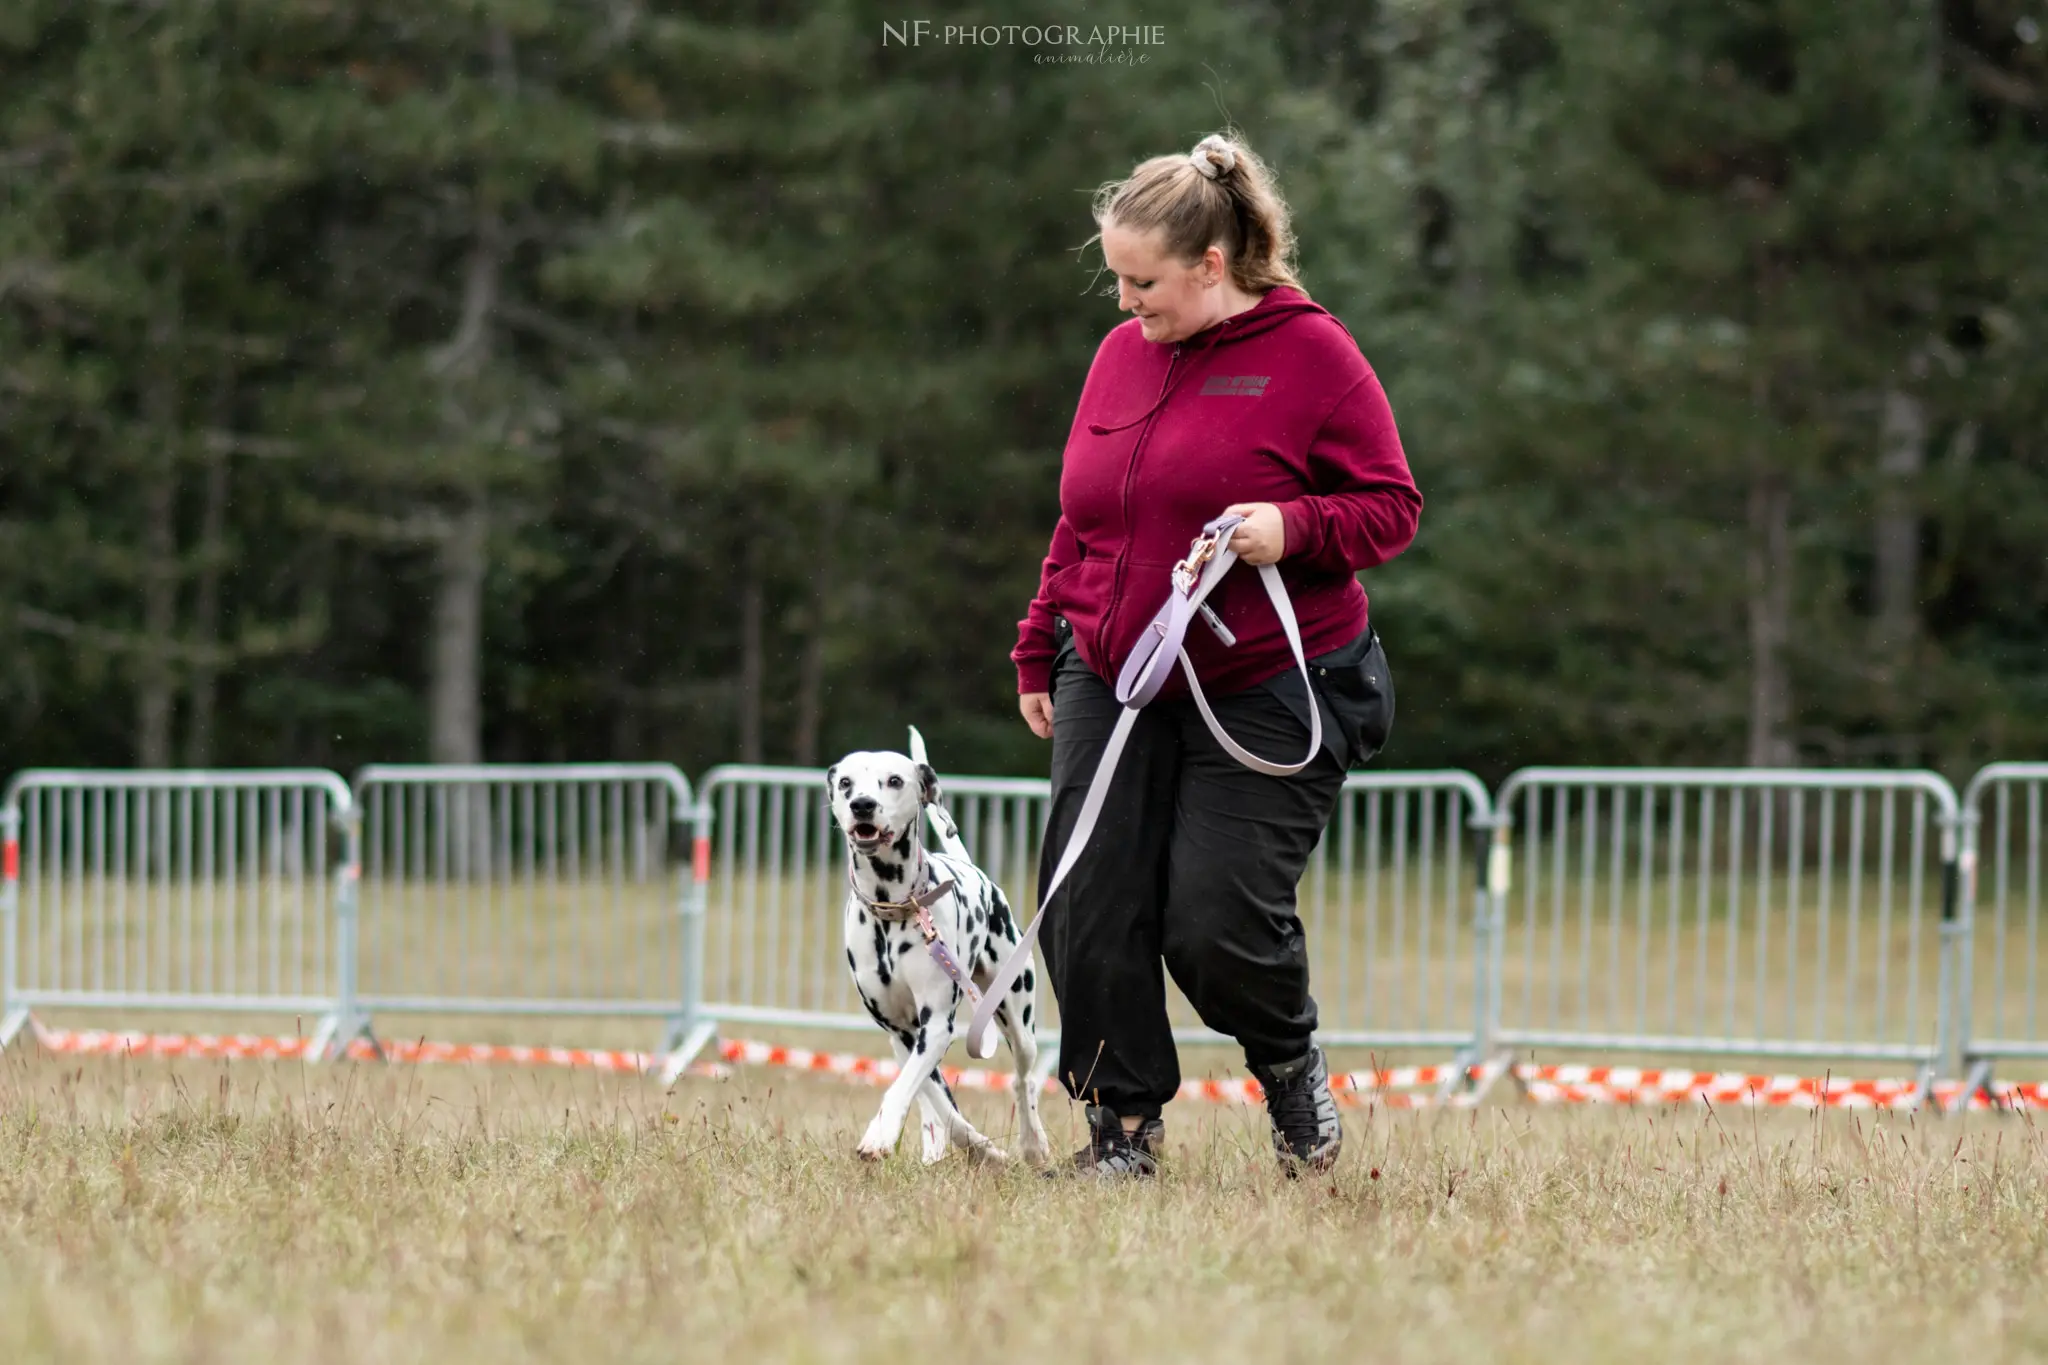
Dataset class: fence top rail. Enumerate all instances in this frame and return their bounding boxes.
[700,764,1498,812]
[1340,769,1493,821]
[352,763,691,812]
[1962,762,2048,813]
[1494,766,1960,821]
[3,768,354,817]
[697,763,1051,800]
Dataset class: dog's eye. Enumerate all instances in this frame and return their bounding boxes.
[838,777,851,791]
[886,776,903,789]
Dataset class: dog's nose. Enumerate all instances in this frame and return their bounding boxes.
[849,796,878,820]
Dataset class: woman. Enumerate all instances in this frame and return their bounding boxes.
[1014,131,1422,1178]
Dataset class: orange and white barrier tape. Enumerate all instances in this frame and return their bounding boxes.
[23,1018,722,1078]
[701,1038,2048,1111]
[20,1017,2048,1110]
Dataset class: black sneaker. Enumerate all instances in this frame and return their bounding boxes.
[1249,1045,1343,1175]
[1048,1103,1163,1179]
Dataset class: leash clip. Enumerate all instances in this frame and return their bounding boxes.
[1173,526,1226,596]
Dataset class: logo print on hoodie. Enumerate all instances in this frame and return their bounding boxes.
[1200,374,1271,397]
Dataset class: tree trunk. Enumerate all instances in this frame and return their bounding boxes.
[739,537,764,764]
[135,298,183,769]
[608,553,643,760]
[1745,468,1795,768]
[793,607,827,768]
[185,447,230,766]
[792,505,839,767]
[429,501,489,765]
[424,117,506,769]
[1873,387,1925,650]
[136,454,178,768]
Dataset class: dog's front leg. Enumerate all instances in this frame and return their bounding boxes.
[889,1036,951,1165]
[859,1015,1006,1164]
[858,1025,942,1162]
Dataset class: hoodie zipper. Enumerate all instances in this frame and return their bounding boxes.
[1099,341,1181,667]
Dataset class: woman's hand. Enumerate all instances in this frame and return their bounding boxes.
[1223,502,1287,565]
[1020,692,1055,738]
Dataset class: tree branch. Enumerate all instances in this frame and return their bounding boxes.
[15,601,324,668]
[1952,48,2041,109]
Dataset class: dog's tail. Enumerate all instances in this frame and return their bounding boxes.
[907,725,970,861]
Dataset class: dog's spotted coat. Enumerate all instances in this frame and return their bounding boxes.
[828,749,1050,1165]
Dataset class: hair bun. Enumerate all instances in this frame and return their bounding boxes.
[1188,134,1237,181]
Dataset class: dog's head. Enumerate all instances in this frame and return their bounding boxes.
[825,750,940,856]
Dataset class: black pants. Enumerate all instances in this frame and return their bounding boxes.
[1040,640,1349,1121]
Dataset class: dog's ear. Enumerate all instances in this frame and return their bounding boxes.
[824,764,838,799]
[916,762,940,807]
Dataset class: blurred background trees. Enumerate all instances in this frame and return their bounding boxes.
[1,0,2042,785]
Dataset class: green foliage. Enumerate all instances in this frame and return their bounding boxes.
[0,0,2042,781]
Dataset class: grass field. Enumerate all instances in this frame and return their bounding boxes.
[7,780,2044,1359]
[5,1044,2048,1365]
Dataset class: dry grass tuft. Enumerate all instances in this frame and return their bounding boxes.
[4,1047,2047,1363]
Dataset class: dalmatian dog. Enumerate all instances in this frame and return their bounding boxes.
[827,742,1050,1166]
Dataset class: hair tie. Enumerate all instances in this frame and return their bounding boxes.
[1188,134,1237,181]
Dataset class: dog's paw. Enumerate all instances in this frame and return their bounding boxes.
[857,1117,898,1162]
[963,1139,1012,1167]
[920,1119,950,1165]
[1020,1126,1052,1167]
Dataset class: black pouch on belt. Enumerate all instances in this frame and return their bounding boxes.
[1261,623,1396,770]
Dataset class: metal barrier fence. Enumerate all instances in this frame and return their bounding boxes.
[0,769,359,1052]
[1486,769,1963,1076]
[15,758,2048,1100]
[1958,764,2048,1089]
[687,764,1494,1061]
[350,764,704,1057]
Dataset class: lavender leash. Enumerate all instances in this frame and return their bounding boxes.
[965,512,1322,1060]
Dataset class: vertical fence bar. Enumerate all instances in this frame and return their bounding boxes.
[1794,785,1810,1039]
[329,798,363,1056]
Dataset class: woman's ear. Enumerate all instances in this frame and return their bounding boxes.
[916,762,940,807]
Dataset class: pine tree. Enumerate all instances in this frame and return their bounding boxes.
[1273,0,2048,773]
[0,1,323,766]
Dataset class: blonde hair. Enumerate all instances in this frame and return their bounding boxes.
[1091,130,1303,293]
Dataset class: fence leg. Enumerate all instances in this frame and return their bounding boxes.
[1919,806,1977,1116]
[1944,807,1984,1116]
[0,806,20,1052]
[1907,1060,1939,1113]
[1440,865,1490,1099]
[314,813,380,1062]
[659,800,716,1084]
[1440,817,1514,1102]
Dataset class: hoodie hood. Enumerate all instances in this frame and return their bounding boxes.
[1087,286,1340,436]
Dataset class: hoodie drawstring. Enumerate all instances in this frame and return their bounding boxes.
[1088,348,1192,435]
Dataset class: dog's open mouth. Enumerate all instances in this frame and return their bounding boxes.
[849,821,890,850]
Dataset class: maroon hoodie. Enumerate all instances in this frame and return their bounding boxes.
[1013,285,1422,699]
